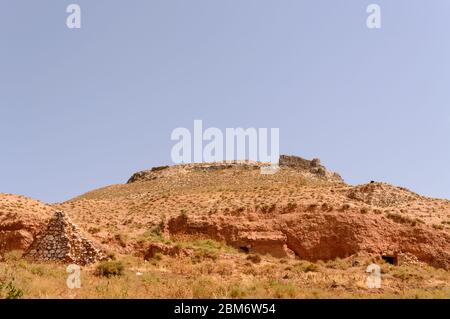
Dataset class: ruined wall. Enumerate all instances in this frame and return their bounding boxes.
[25,211,106,265]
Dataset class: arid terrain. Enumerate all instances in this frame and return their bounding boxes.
[1,155,449,298]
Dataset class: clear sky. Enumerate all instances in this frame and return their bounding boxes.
[1,0,449,203]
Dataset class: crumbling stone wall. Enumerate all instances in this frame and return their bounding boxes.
[25,211,106,265]
[127,155,344,184]
[279,155,319,169]
[280,155,343,183]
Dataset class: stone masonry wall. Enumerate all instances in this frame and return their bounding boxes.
[25,211,106,265]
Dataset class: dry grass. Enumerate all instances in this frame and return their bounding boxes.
[1,249,449,299]
[2,163,450,298]
[51,165,450,255]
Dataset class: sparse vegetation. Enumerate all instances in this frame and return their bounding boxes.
[1,159,450,298]
[294,261,319,273]
[0,280,24,299]
[114,233,128,247]
[143,225,165,242]
[246,254,262,264]
[359,207,369,214]
[94,261,124,278]
[386,212,419,226]
[0,249,448,298]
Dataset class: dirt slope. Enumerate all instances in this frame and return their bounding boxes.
[53,155,450,269]
[0,194,53,257]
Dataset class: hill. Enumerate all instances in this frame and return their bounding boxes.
[1,155,449,298]
[54,155,450,270]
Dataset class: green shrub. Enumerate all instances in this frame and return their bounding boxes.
[94,261,124,278]
[0,280,24,299]
[295,261,319,273]
[143,225,164,242]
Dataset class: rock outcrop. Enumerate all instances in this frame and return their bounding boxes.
[57,154,450,272]
[127,155,343,184]
[346,182,423,207]
[127,161,262,184]
[24,211,106,265]
[168,214,293,258]
[279,155,343,183]
[167,206,450,269]
[0,194,52,258]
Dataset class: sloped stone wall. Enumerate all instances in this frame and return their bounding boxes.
[25,211,106,265]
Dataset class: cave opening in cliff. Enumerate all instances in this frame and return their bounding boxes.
[382,255,397,265]
[239,246,250,253]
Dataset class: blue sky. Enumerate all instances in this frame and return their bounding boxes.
[1,0,449,203]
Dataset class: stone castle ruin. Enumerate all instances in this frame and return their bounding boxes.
[25,211,106,265]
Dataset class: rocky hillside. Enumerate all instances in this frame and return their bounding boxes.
[53,155,450,270]
[0,194,52,258]
[126,155,343,184]
[1,154,450,298]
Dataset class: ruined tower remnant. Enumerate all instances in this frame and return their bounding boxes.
[25,211,106,265]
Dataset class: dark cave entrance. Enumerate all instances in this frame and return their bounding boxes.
[239,246,250,253]
[382,255,398,265]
